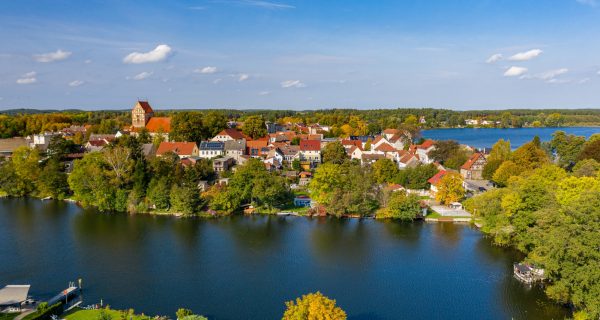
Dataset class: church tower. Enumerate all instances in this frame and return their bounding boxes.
[131,100,154,128]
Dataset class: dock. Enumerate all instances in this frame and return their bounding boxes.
[47,286,79,306]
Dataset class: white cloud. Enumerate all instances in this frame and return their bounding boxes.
[123,44,172,64]
[281,80,306,88]
[259,91,270,95]
[576,0,597,6]
[34,49,72,62]
[238,74,249,81]
[69,80,85,87]
[486,53,503,64]
[521,68,569,82]
[84,59,92,64]
[213,78,222,84]
[508,49,543,61]
[16,71,37,84]
[194,66,218,74]
[504,66,528,77]
[128,71,153,80]
[220,0,295,9]
[597,70,600,75]
[578,78,590,84]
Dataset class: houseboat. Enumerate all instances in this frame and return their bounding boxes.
[513,263,545,284]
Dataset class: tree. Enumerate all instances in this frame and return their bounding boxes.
[38,159,69,199]
[550,131,586,168]
[47,136,78,160]
[488,139,511,162]
[147,177,172,210]
[170,112,205,142]
[103,146,134,186]
[377,190,421,220]
[428,140,460,163]
[176,308,193,319]
[282,292,347,320]
[11,146,41,195]
[572,159,600,177]
[242,116,267,139]
[492,160,521,187]
[372,158,399,184]
[578,139,600,162]
[291,159,301,171]
[364,138,372,151]
[321,141,347,164]
[545,113,564,127]
[202,111,228,138]
[291,137,300,145]
[394,164,438,190]
[511,141,550,170]
[435,172,464,205]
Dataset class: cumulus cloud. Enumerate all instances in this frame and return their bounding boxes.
[123,44,172,64]
[194,66,218,74]
[520,68,569,83]
[504,66,528,77]
[128,71,153,80]
[69,80,85,87]
[486,53,503,64]
[34,49,72,62]
[508,49,543,61]
[213,78,222,84]
[16,71,37,84]
[238,74,249,81]
[281,80,306,88]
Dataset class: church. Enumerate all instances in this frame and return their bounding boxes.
[130,100,171,141]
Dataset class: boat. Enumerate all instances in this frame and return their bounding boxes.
[276,212,291,216]
[514,263,545,284]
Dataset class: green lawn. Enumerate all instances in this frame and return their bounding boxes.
[0,313,19,320]
[63,308,151,320]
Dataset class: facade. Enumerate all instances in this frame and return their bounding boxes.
[416,140,435,164]
[199,141,225,158]
[130,101,171,140]
[131,101,154,128]
[460,153,487,180]
[299,140,321,165]
[427,170,448,196]
[213,156,235,172]
[212,128,247,142]
[224,140,246,161]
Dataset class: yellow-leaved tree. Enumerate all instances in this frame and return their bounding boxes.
[282,292,346,320]
[435,172,465,205]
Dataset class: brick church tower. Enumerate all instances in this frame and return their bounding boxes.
[131,100,154,128]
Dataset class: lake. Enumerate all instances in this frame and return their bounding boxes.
[422,127,600,149]
[0,199,569,319]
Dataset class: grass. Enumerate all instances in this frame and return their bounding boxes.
[0,313,19,320]
[63,308,150,320]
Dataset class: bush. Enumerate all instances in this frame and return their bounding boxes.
[23,302,63,320]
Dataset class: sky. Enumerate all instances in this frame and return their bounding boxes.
[1,0,600,110]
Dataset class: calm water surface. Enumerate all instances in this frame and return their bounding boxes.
[0,199,569,319]
[423,127,600,149]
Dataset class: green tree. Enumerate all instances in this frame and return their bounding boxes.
[291,159,301,171]
[372,158,399,184]
[38,159,69,199]
[321,141,347,164]
[488,139,511,162]
[492,160,521,187]
[282,292,347,320]
[202,111,228,138]
[550,131,586,168]
[572,159,600,177]
[578,139,600,162]
[545,113,564,127]
[176,308,193,320]
[147,177,172,210]
[170,112,205,142]
[11,146,41,195]
[511,140,550,170]
[242,116,267,139]
[377,191,421,220]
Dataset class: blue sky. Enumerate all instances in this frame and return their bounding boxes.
[1,0,599,110]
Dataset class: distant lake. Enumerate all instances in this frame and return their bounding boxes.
[0,199,569,320]
[422,127,600,149]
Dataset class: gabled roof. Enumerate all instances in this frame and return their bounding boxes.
[399,153,419,164]
[417,139,435,150]
[383,128,400,135]
[146,117,171,133]
[86,139,108,147]
[224,139,246,151]
[388,133,404,143]
[461,153,485,170]
[427,170,447,186]
[216,128,246,140]
[279,145,300,156]
[375,143,396,153]
[341,139,363,149]
[157,142,197,156]
[372,136,385,144]
[136,101,154,113]
[361,153,385,161]
[0,137,29,153]
[300,140,321,151]
[247,140,268,149]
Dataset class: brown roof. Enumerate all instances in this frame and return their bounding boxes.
[247,140,268,149]
[342,139,363,149]
[372,136,385,144]
[375,143,396,152]
[461,153,485,170]
[156,142,197,156]
[361,153,385,161]
[137,101,154,113]
[217,128,247,140]
[87,139,108,147]
[417,139,435,150]
[146,117,171,133]
[383,128,400,135]
[399,153,419,164]
[0,137,29,153]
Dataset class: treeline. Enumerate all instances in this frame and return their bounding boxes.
[3,108,600,139]
[464,132,600,318]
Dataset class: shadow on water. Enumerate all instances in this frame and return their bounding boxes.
[309,217,373,265]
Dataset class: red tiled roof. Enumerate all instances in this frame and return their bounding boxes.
[146,117,171,133]
[217,128,246,140]
[372,136,385,144]
[461,153,485,170]
[417,139,435,150]
[300,140,321,151]
[156,142,197,156]
[87,140,108,147]
[427,170,447,186]
[383,128,400,134]
[375,143,396,152]
[137,101,154,113]
[247,140,268,149]
[342,139,362,149]
[399,153,419,164]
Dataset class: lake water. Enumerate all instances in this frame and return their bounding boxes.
[0,199,569,319]
[422,127,600,149]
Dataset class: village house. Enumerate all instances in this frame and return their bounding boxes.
[361,153,385,165]
[299,140,321,166]
[213,156,235,173]
[427,170,448,196]
[279,144,300,164]
[224,140,246,161]
[460,153,487,180]
[0,137,30,158]
[211,128,248,142]
[246,140,269,158]
[29,132,60,151]
[398,152,420,169]
[156,142,199,158]
[84,139,110,152]
[415,140,436,164]
[199,141,224,159]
